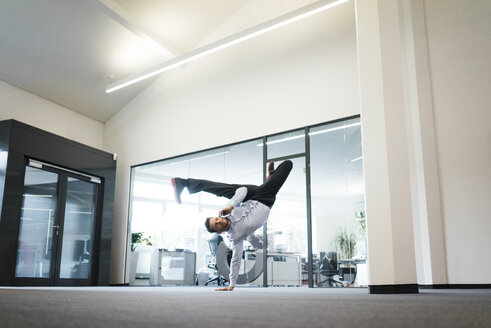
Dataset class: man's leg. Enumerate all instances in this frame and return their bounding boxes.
[250,160,293,208]
[187,178,258,199]
[171,177,258,203]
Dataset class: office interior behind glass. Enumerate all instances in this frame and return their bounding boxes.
[127,116,367,288]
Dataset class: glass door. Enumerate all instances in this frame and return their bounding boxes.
[57,177,97,283]
[265,157,307,287]
[263,128,309,287]
[15,162,99,285]
[15,166,60,282]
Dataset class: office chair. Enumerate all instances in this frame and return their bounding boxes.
[318,251,343,287]
[205,234,227,286]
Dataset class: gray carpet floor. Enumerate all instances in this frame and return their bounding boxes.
[0,287,490,328]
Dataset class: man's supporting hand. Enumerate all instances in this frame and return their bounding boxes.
[215,286,234,291]
[219,206,233,216]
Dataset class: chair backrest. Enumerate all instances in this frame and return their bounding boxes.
[320,251,338,273]
[208,234,223,256]
[326,251,337,264]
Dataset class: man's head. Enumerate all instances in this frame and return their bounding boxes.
[205,216,231,233]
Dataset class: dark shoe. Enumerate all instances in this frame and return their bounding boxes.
[267,162,275,179]
[171,178,185,204]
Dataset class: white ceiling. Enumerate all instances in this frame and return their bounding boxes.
[0,0,317,123]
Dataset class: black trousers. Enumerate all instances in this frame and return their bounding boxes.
[186,160,293,208]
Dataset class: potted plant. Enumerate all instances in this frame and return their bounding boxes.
[334,229,356,260]
[130,232,152,284]
[355,210,367,257]
[355,210,366,233]
[131,232,153,251]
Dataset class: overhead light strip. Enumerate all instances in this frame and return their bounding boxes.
[257,135,305,147]
[257,122,361,146]
[137,151,231,171]
[106,0,350,93]
[308,122,361,136]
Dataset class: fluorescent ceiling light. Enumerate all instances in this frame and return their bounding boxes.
[22,194,53,198]
[257,134,305,147]
[182,151,230,164]
[138,151,231,171]
[106,0,350,93]
[21,207,53,212]
[257,122,361,146]
[308,122,361,136]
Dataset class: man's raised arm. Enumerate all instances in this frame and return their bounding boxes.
[219,187,247,216]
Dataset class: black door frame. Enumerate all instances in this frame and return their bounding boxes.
[261,126,314,287]
[13,159,101,286]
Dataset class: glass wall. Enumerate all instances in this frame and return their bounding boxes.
[129,139,263,284]
[310,117,366,287]
[128,116,366,287]
[266,129,305,158]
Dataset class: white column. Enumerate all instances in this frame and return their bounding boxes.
[355,0,418,293]
[400,0,447,286]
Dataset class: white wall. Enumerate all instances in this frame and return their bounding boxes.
[424,0,491,284]
[104,2,360,284]
[0,80,104,149]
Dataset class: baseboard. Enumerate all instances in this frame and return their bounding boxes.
[419,284,491,289]
[369,284,419,294]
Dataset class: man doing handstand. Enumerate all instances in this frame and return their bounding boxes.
[171,160,293,291]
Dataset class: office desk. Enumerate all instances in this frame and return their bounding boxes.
[150,249,196,285]
[338,258,367,285]
[247,252,302,286]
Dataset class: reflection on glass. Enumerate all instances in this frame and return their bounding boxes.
[266,129,305,159]
[310,117,367,287]
[59,178,96,279]
[15,167,59,278]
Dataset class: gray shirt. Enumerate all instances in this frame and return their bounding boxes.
[225,187,270,287]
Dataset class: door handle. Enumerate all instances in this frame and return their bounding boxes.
[53,225,60,235]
